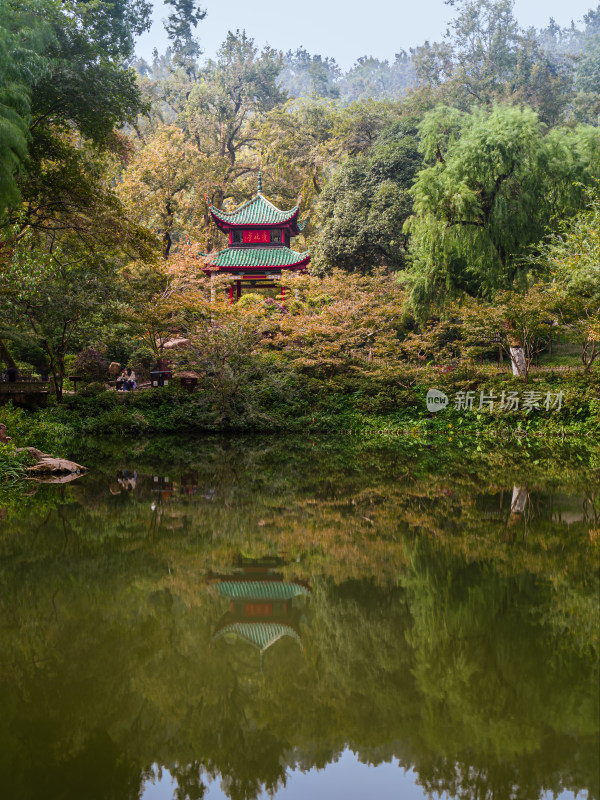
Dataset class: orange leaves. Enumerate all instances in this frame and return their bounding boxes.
[253,270,408,365]
[117,125,208,248]
[119,262,409,371]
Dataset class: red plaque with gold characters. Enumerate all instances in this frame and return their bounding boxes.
[243,230,270,244]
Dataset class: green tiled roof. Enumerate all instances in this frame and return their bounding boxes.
[216,581,310,601]
[213,622,302,652]
[209,194,300,227]
[207,246,310,269]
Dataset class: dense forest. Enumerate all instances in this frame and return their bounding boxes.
[0,0,599,412]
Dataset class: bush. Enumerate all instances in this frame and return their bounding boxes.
[72,348,108,381]
[0,441,33,483]
[237,293,265,309]
[78,381,108,397]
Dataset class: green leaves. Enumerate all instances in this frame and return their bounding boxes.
[0,0,52,214]
[312,120,420,274]
[412,0,574,124]
[536,188,600,369]
[0,0,157,401]
[164,0,206,77]
[406,104,600,314]
[181,30,285,167]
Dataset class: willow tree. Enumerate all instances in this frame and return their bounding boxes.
[405,104,600,317]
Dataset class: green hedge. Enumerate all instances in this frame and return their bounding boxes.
[1,366,598,461]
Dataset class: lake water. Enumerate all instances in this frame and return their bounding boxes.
[0,436,598,800]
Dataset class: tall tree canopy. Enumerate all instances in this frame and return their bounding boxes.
[121,31,289,251]
[412,0,575,124]
[118,124,206,257]
[0,0,52,214]
[178,30,285,208]
[0,0,156,395]
[539,189,600,370]
[163,0,206,79]
[341,52,416,102]
[312,120,421,274]
[405,104,600,314]
[278,48,342,99]
[0,0,152,246]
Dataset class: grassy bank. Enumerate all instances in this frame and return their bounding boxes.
[1,363,598,462]
[0,443,33,484]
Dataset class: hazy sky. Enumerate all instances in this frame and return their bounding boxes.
[135,0,596,70]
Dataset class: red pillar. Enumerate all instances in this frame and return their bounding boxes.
[236,280,242,300]
[281,285,285,306]
[229,284,234,304]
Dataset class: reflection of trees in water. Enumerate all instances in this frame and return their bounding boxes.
[402,540,599,799]
[0,559,597,799]
[0,442,598,800]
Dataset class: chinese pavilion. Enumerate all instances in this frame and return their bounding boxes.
[204,173,310,302]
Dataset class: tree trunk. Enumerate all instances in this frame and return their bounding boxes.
[163,200,174,259]
[163,231,172,259]
[509,346,527,378]
[511,486,528,513]
[583,341,598,371]
[0,339,16,369]
[50,364,63,402]
[506,326,527,378]
[42,341,63,401]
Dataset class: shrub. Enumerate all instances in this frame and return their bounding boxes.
[237,293,265,309]
[72,348,108,381]
[79,381,108,397]
[0,442,33,483]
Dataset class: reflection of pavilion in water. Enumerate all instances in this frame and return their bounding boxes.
[209,556,311,668]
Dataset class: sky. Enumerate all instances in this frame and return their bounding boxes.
[135,0,597,70]
[141,754,581,800]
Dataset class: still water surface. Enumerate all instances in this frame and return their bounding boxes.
[142,754,582,800]
[0,436,598,800]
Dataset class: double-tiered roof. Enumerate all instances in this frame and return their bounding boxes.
[212,578,307,654]
[209,560,310,659]
[204,173,310,277]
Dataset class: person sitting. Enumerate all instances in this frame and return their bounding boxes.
[116,368,128,391]
[124,368,136,391]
